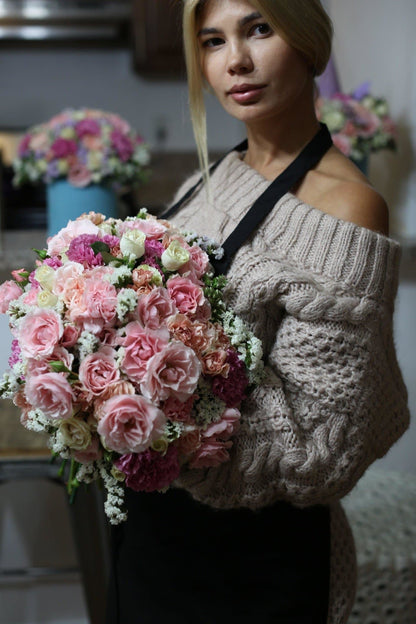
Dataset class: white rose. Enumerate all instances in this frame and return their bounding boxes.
[120,229,146,260]
[161,240,190,271]
[58,417,92,451]
[37,290,58,308]
[34,265,55,291]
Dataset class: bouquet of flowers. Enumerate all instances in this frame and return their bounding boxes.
[12,108,150,190]
[316,82,397,162]
[0,211,263,523]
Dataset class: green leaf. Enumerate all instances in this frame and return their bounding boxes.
[91,241,111,255]
[49,360,71,374]
[32,248,48,260]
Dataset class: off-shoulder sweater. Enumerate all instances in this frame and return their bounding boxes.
[169,149,410,623]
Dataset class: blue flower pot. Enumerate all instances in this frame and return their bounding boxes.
[46,180,118,237]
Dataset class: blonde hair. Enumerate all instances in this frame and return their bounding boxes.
[182,0,333,180]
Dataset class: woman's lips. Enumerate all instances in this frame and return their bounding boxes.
[228,84,266,104]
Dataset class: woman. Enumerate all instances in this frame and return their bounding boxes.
[106,1,409,622]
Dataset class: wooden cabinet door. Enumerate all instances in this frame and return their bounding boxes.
[132,0,185,78]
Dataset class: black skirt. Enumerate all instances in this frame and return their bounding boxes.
[105,487,330,624]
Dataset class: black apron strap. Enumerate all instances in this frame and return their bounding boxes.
[213,123,332,274]
[163,123,332,274]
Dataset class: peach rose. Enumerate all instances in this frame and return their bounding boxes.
[201,349,230,377]
[0,280,23,313]
[167,314,216,354]
[53,262,85,304]
[97,394,166,454]
[136,287,177,330]
[140,341,201,403]
[18,309,63,358]
[120,322,169,384]
[25,372,74,420]
[189,438,232,469]
[163,394,195,423]
[79,346,120,396]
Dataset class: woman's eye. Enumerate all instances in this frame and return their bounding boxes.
[202,37,224,48]
[251,23,272,36]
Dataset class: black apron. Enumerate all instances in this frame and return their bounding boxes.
[106,124,333,624]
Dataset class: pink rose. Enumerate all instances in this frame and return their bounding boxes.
[140,341,201,403]
[61,324,80,348]
[0,280,22,313]
[25,372,74,420]
[120,322,169,384]
[180,245,209,280]
[189,438,232,469]
[204,407,241,440]
[26,346,74,377]
[119,218,167,240]
[18,309,63,358]
[136,287,177,330]
[167,275,208,318]
[97,394,166,454]
[175,429,201,457]
[79,346,120,396]
[47,219,99,256]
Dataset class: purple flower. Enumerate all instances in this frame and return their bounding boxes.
[352,81,371,101]
[102,234,120,248]
[29,271,40,288]
[50,138,77,159]
[47,161,60,180]
[110,130,134,162]
[75,119,101,138]
[8,339,22,368]
[115,446,180,492]
[212,349,249,407]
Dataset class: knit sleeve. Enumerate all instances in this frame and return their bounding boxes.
[173,201,410,509]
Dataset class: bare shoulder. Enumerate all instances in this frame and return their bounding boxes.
[300,147,390,236]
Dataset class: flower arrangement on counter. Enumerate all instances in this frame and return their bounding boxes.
[0,211,264,524]
[12,108,150,190]
[316,82,397,162]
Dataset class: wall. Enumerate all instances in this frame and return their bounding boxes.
[0,48,243,151]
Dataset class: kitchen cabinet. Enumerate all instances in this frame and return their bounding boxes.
[132,0,185,78]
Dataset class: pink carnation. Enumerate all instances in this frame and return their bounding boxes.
[97,394,166,454]
[115,446,180,492]
[110,130,134,162]
[67,234,105,267]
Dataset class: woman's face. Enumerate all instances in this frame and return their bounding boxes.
[196,0,312,126]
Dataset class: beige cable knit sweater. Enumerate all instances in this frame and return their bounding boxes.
[169,149,410,623]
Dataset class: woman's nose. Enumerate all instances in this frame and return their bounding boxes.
[227,42,254,75]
